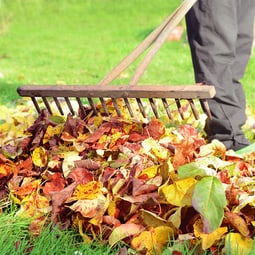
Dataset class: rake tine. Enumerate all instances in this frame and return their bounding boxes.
[99,97,109,116]
[31,97,41,114]
[136,98,146,118]
[175,99,184,120]
[76,97,86,119]
[149,98,159,118]
[124,98,134,118]
[187,99,199,120]
[53,97,64,115]
[112,98,122,117]
[162,98,173,120]
[42,97,52,114]
[200,99,212,119]
[64,97,75,115]
[87,98,98,116]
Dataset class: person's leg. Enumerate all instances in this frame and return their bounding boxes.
[231,0,255,112]
[185,0,254,150]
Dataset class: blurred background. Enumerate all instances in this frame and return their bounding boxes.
[0,0,254,107]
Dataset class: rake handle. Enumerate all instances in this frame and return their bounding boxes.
[99,0,197,86]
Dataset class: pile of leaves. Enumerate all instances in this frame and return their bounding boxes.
[0,101,255,255]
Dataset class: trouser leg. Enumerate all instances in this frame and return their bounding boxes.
[185,0,255,149]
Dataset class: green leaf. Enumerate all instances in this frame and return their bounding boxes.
[192,176,227,233]
[178,156,232,179]
[178,162,209,179]
[49,115,66,124]
[235,142,255,155]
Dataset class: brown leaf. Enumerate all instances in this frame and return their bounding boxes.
[74,159,101,171]
[51,182,78,222]
[63,113,85,138]
[224,211,250,237]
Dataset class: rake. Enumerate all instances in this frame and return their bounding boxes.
[17,0,215,121]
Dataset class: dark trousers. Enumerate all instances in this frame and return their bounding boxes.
[186,0,255,148]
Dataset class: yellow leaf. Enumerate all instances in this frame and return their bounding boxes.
[138,165,160,179]
[32,147,48,167]
[141,209,172,228]
[66,181,106,202]
[108,198,119,217]
[193,218,228,250]
[73,214,91,242]
[109,131,122,148]
[142,137,169,161]
[109,223,145,247]
[131,226,175,254]
[166,207,182,229]
[16,190,51,219]
[98,134,109,144]
[224,233,254,255]
[151,146,169,161]
[43,125,63,144]
[159,177,197,206]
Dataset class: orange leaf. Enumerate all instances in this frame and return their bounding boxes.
[0,163,12,178]
[11,178,41,201]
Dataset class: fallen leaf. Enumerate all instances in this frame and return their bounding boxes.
[109,223,145,247]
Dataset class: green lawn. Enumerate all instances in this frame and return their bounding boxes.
[1,0,253,107]
[0,0,186,103]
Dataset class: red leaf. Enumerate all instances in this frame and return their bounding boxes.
[146,119,165,140]
[85,122,112,143]
[67,168,94,184]
[43,172,66,197]
[128,133,146,142]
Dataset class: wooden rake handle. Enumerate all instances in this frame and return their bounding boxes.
[98,0,197,86]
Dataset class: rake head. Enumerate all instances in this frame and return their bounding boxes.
[17,84,215,122]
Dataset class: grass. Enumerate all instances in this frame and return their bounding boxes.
[1,0,254,107]
[0,1,255,254]
[0,205,122,255]
[0,0,186,103]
